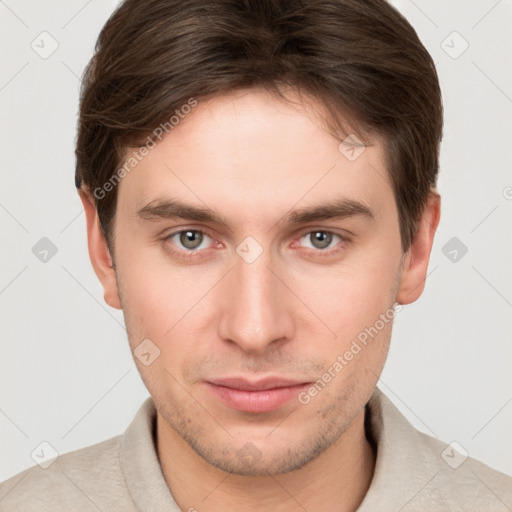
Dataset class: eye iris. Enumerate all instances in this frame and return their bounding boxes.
[310,231,332,249]
[180,230,203,249]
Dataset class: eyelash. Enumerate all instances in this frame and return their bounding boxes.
[162,228,350,261]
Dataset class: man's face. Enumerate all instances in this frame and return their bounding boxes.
[110,89,405,475]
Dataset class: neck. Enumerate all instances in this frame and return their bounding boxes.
[156,406,375,512]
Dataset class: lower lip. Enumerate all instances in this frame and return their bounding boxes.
[205,382,310,413]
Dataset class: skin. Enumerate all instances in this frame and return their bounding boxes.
[80,88,440,511]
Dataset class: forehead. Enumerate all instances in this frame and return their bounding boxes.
[116,89,393,226]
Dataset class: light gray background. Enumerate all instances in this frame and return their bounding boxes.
[1,0,511,482]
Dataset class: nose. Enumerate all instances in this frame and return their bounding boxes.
[217,249,295,354]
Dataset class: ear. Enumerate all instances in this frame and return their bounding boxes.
[396,191,441,305]
[78,188,122,310]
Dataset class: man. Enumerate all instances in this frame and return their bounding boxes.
[1,0,511,510]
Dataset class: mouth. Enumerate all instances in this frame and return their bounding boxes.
[204,377,312,413]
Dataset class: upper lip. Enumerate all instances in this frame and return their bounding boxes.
[206,377,311,391]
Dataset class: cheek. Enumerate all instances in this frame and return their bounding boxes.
[115,246,222,372]
[116,267,201,393]
[294,253,400,338]
[120,271,202,336]
[302,264,397,390]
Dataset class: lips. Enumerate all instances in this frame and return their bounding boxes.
[205,377,311,413]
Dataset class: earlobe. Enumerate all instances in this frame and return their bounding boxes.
[396,191,441,305]
[78,189,122,310]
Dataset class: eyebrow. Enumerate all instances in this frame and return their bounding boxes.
[135,196,374,229]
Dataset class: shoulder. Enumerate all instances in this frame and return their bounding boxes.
[0,435,137,512]
[412,429,512,510]
[360,388,512,511]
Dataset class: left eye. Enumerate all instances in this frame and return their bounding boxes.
[299,231,342,250]
[167,230,213,251]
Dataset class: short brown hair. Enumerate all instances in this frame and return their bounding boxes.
[75,0,443,256]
